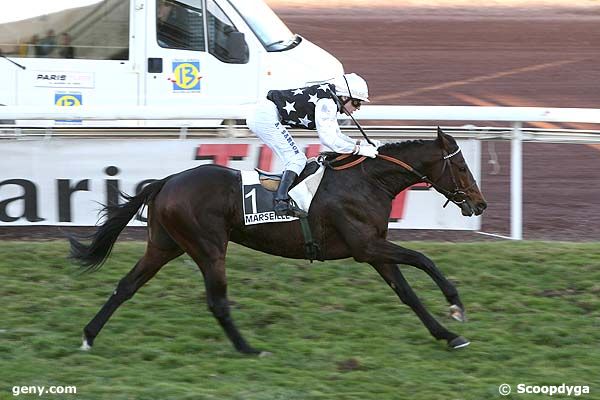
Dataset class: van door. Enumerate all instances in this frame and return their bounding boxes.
[0,68,16,107]
[145,0,259,109]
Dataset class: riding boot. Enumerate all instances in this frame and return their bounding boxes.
[273,170,298,216]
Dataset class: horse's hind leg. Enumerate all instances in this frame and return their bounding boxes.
[182,244,260,355]
[371,263,469,349]
[81,242,183,350]
[205,256,260,354]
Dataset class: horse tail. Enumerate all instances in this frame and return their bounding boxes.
[68,177,170,272]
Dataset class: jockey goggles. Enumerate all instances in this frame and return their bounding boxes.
[350,99,362,108]
[341,97,362,109]
[341,74,363,108]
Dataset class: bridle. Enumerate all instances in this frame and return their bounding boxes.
[435,148,477,207]
[325,147,475,208]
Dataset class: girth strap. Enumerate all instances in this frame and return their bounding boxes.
[289,205,320,262]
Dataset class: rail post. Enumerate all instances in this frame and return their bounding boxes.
[511,122,523,240]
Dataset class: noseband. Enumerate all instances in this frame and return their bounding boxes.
[327,147,474,207]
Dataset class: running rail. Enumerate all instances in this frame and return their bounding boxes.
[1,105,600,123]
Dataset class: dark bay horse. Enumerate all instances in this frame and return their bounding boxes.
[70,127,487,354]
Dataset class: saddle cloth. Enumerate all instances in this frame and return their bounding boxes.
[240,164,325,226]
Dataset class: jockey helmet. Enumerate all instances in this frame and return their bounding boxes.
[333,73,370,102]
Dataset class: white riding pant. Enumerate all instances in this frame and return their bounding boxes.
[247,100,307,175]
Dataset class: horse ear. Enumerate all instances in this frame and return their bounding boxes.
[436,126,450,151]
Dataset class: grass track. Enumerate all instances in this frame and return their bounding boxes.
[1,241,599,399]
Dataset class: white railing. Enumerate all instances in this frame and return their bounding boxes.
[2,105,600,123]
[0,105,252,121]
[2,105,600,241]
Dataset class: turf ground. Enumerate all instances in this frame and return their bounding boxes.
[1,241,599,399]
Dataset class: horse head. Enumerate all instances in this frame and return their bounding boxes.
[422,127,487,216]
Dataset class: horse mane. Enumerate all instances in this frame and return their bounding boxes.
[378,139,427,155]
[319,139,429,162]
[321,139,425,161]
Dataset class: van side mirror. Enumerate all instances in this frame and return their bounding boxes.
[226,31,249,64]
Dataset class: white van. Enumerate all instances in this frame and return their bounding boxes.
[0,0,343,116]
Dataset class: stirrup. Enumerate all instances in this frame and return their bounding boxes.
[273,199,292,216]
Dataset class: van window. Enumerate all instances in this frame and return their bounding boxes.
[206,0,248,64]
[226,0,294,52]
[157,0,205,51]
[0,0,129,60]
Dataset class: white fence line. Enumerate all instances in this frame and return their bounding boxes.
[2,104,600,123]
[353,106,600,124]
[0,105,251,121]
[2,105,600,241]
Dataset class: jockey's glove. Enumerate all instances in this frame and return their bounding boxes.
[354,144,378,158]
[359,139,383,148]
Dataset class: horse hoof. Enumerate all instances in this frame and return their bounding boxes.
[238,346,262,355]
[80,336,92,351]
[259,351,273,358]
[448,336,470,349]
[449,305,467,322]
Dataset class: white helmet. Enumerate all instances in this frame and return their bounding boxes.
[333,73,370,102]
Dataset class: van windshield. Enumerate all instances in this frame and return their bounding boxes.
[226,0,295,51]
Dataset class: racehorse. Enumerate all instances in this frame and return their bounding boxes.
[70,127,487,354]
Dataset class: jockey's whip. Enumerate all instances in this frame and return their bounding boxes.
[346,110,375,147]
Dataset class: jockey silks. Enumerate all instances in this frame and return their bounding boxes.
[267,83,338,130]
[247,81,358,175]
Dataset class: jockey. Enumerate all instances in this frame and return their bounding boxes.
[247,72,379,216]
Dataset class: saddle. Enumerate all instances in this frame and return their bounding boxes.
[255,158,321,192]
[251,158,323,262]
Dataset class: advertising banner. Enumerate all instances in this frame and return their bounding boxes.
[0,138,481,229]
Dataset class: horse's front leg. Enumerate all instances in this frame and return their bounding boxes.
[370,263,469,349]
[357,240,466,322]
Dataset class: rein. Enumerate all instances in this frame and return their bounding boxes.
[324,153,368,170]
[323,148,472,207]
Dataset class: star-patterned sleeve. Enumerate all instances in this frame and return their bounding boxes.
[314,98,357,154]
